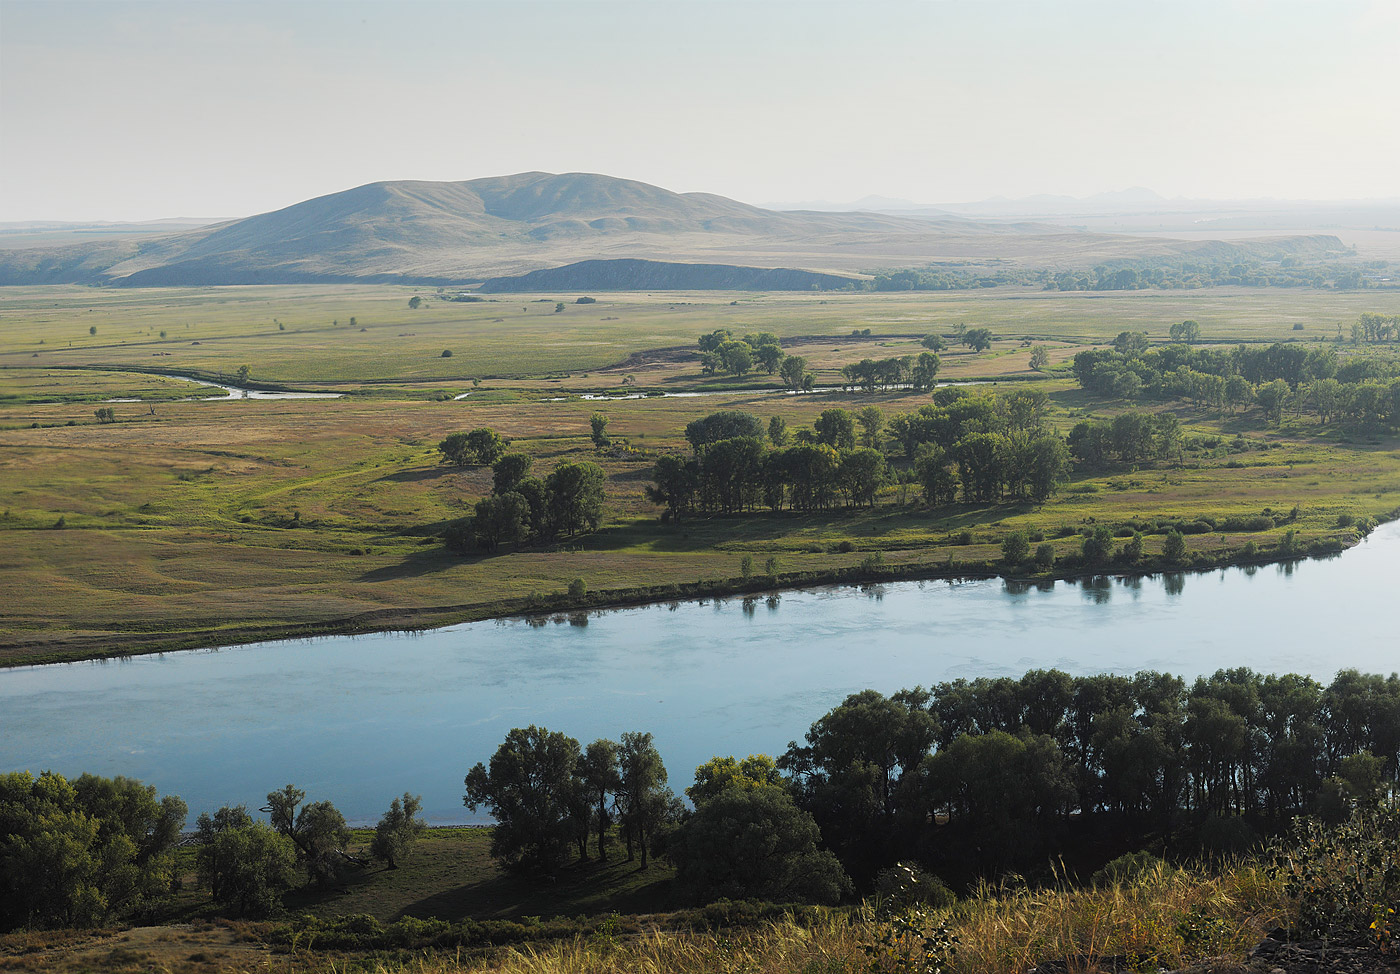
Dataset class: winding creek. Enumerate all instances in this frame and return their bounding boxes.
[104,373,343,402]
[3,522,1398,825]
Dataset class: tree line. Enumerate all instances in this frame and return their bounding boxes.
[1073,328,1400,429]
[648,393,1071,520]
[8,665,1396,927]
[454,665,1400,903]
[0,773,425,928]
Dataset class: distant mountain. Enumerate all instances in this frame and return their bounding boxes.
[479,258,862,293]
[0,173,1356,287]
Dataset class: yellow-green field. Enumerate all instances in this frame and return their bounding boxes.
[1,285,1398,665]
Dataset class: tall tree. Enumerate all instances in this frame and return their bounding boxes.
[464,726,583,873]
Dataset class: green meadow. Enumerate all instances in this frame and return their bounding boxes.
[1,285,1397,665]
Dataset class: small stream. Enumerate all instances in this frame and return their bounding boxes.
[104,373,343,403]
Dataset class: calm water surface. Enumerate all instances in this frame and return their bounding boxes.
[3,522,1397,824]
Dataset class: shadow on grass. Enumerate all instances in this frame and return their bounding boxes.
[357,546,474,582]
[375,466,461,484]
[396,860,680,922]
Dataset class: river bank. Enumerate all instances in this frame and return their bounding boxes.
[0,517,1379,670]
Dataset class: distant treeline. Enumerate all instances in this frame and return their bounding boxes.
[858,256,1396,293]
[1073,325,1400,428]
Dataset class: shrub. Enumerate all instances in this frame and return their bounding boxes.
[1034,543,1055,568]
[1001,532,1029,565]
[441,349,453,357]
[1269,805,1400,945]
[568,577,587,599]
[1090,851,1163,887]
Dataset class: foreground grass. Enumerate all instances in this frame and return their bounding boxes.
[0,860,1290,973]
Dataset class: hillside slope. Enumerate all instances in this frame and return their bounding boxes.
[0,172,1351,286]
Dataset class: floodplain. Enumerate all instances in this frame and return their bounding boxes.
[1,284,1398,665]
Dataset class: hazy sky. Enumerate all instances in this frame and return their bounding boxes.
[3,0,1397,221]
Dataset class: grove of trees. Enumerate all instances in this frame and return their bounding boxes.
[650,392,1072,521]
[1072,325,1400,430]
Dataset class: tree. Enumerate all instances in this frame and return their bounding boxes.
[1082,525,1115,565]
[589,412,611,449]
[1029,345,1050,371]
[814,408,857,451]
[1256,379,1290,423]
[580,739,622,860]
[779,355,809,391]
[687,754,785,806]
[1002,532,1030,564]
[685,411,765,450]
[408,296,423,309]
[616,731,675,868]
[1169,320,1202,344]
[839,447,887,508]
[646,453,698,521]
[717,340,754,376]
[544,460,605,537]
[1112,331,1150,356]
[911,351,941,390]
[194,805,296,918]
[0,771,187,930]
[492,453,533,495]
[236,364,251,385]
[464,726,583,873]
[1163,529,1187,563]
[856,405,885,449]
[264,784,350,886]
[554,302,565,313]
[668,786,851,904]
[1024,435,1070,502]
[921,334,946,352]
[370,793,426,869]
[697,328,733,353]
[913,444,958,505]
[439,428,506,466]
[474,492,530,550]
[754,342,785,375]
[767,415,789,447]
[963,327,993,352]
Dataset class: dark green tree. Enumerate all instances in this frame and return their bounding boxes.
[194,805,296,918]
[545,461,606,537]
[463,726,583,873]
[491,453,534,495]
[589,412,611,448]
[439,428,506,466]
[668,786,850,904]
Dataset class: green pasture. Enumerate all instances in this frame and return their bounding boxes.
[2,369,1398,665]
[1,285,1394,393]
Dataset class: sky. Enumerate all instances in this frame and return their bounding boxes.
[2,0,1398,222]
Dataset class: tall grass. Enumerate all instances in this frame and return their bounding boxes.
[299,862,1288,974]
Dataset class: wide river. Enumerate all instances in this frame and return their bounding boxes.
[4,522,1398,825]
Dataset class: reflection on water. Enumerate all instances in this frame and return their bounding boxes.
[2,522,1397,825]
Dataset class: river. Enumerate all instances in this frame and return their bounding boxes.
[2,522,1396,825]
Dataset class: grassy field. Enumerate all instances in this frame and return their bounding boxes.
[0,854,1289,974]
[1,284,1393,389]
[1,285,1398,664]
